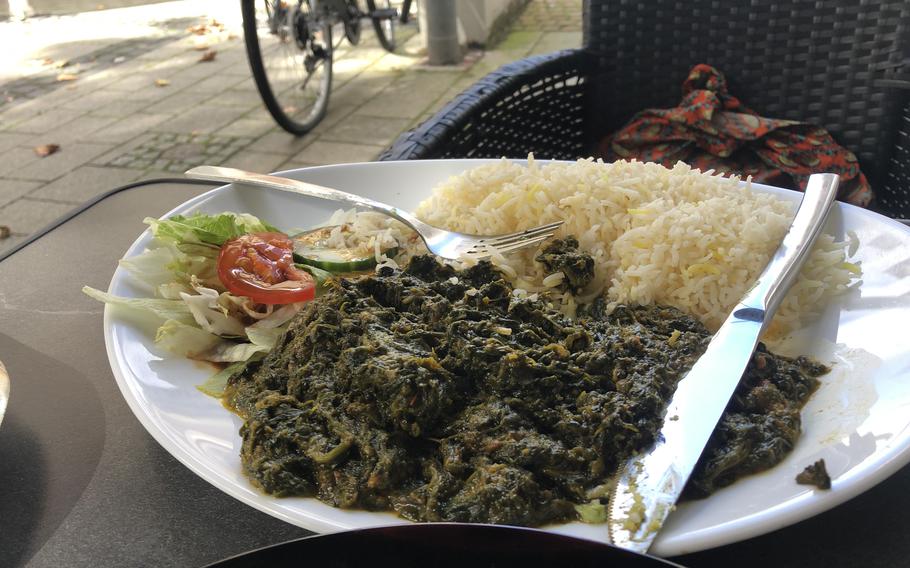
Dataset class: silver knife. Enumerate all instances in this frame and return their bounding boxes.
[607,173,840,553]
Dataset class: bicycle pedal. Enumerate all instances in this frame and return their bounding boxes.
[370,8,397,19]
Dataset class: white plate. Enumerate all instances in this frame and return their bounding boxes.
[103,159,910,557]
[0,359,8,428]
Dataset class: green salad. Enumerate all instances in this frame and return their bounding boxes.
[84,211,392,395]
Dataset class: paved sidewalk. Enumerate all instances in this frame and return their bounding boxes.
[0,0,582,254]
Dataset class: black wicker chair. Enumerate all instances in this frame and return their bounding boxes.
[380,0,910,217]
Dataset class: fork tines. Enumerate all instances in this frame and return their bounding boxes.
[466,220,563,256]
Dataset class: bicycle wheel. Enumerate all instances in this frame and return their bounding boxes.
[367,0,396,52]
[343,0,363,45]
[242,0,333,135]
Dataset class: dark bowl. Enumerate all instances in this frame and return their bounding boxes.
[205,523,684,568]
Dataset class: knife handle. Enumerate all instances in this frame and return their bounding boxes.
[745,173,839,328]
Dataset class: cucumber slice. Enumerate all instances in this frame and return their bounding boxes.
[291,226,398,272]
[294,263,334,296]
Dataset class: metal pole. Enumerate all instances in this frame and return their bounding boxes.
[424,0,460,65]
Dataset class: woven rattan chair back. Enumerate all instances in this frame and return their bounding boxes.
[586,0,909,194]
[381,0,910,215]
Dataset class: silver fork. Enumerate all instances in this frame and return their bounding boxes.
[185,165,563,260]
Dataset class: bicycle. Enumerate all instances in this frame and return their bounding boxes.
[241,0,405,135]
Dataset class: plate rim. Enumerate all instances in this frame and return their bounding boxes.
[0,359,8,428]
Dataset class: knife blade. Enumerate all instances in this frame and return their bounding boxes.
[607,173,840,554]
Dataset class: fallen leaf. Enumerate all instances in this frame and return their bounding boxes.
[198,50,217,62]
[0,226,10,240]
[55,59,71,68]
[187,18,225,35]
[41,57,54,65]
[227,33,239,40]
[56,73,78,82]
[33,144,60,157]
[154,78,170,87]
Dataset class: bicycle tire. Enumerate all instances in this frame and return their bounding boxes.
[367,0,396,52]
[241,0,333,135]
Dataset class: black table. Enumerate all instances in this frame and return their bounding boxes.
[1,180,907,567]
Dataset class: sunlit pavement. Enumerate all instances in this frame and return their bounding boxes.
[0,0,581,253]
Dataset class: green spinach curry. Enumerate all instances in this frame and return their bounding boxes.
[224,242,827,527]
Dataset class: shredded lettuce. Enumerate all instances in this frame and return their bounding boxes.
[82,286,194,323]
[179,284,246,337]
[196,359,258,398]
[155,319,223,357]
[202,341,271,363]
[246,325,284,348]
[145,212,278,247]
[118,245,183,291]
[86,212,303,393]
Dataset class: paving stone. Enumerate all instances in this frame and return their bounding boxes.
[6,108,87,135]
[308,104,359,136]
[10,142,114,182]
[0,197,76,235]
[135,43,193,62]
[143,91,213,115]
[320,114,412,148]
[206,89,262,109]
[515,0,583,32]
[25,114,119,147]
[4,33,185,105]
[0,147,43,177]
[0,133,33,154]
[0,179,42,208]
[215,116,277,138]
[28,165,144,203]
[183,72,251,93]
[150,104,250,135]
[107,71,185,92]
[150,51,211,74]
[356,51,420,75]
[91,132,158,165]
[60,88,138,111]
[96,85,179,108]
[496,30,544,53]
[137,170,186,182]
[95,131,255,173]
[530,31,583,55]
[288,140,384,166]
[159,64,227,89]
[219,150,290,173]
[81,113,173,144]
[329,72,398,108]
[0,0,586,249]
[356,71,461,119]
[0,99,44,127]
[248,130,316,155]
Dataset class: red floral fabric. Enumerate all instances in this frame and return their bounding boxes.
[598,64,872,207]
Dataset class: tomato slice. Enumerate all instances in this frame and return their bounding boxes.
[217,232,315,305]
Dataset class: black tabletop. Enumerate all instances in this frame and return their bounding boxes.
[0,180,907,568]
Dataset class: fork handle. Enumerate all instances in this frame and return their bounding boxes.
[184,165,425,230]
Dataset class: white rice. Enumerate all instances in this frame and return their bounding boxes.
[405,156,862,337]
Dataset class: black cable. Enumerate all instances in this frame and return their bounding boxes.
[0,177,220,263]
